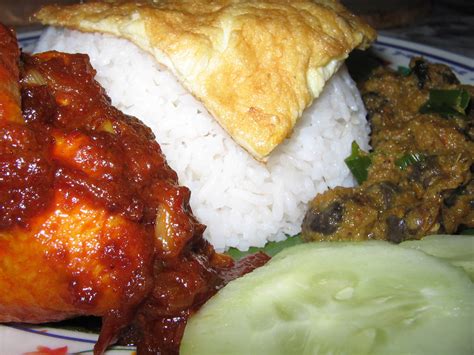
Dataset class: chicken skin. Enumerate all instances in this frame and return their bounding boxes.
[0,25,269,354]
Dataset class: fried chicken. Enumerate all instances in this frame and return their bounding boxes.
[0,24,268,354]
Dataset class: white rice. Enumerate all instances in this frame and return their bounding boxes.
[35,27,370,251]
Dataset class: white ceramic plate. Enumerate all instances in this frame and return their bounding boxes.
[372,36,473,83]
[1,32,473,355]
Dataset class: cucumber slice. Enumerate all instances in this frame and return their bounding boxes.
[400,234,474,281]
[181,242,473,355]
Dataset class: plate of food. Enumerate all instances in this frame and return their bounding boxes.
[0,1,472,354]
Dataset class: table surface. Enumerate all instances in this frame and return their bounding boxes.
[378,0,474,59]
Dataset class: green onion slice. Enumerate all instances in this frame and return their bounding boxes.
[420,89,470,117]
[395,152,426,170]
[344,141,371,185]
[397,66,412,77]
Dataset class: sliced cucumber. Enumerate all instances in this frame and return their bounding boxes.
[181,242,473,355]
[400,234,474,281]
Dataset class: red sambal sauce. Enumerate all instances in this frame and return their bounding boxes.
[2,46,270,354]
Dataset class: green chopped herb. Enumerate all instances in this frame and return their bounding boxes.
[397,66,412,77]
[420,89,471,117]
[226,234,303,260]
[344,141,372,185]
[395,152,426,170]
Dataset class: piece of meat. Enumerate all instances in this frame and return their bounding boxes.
[0,24,53,228]
[0,29,158,352]
[302,58,473,243]
[0,24,22,124]
[0,26,268,355]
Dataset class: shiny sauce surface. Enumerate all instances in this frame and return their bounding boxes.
[0,40,269,355]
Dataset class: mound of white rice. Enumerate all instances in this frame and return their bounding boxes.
[35,28,370,251]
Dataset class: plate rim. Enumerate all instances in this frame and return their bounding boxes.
[376,34,473,71]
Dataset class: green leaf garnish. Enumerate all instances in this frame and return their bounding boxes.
[344,141,372,185]
[420,89,470,117]
[395,152,426,170]
[226,234,303,260]
[397,66,412,77]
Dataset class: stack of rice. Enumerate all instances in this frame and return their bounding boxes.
[35,22,371,251]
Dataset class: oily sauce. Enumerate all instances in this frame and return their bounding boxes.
[0,25,269,355]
